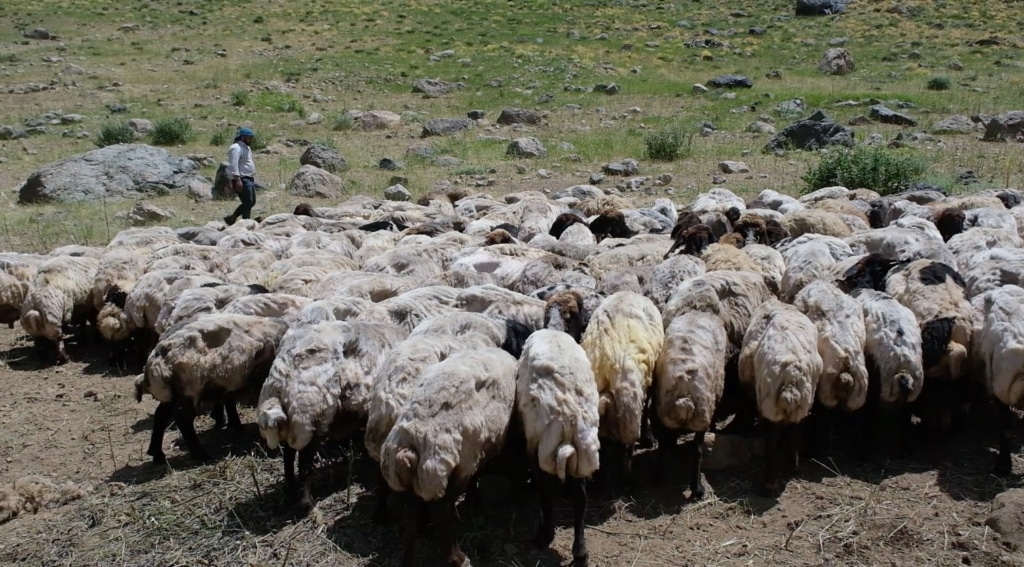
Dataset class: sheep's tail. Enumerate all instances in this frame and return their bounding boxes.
[555,444,576,483]
[896,372,913,403]
[946,343,968,382]
[394,447,419,488]
[837,372,854,392]
[256,397,287,449]
[673,398,696,426]
[779,383,802,414]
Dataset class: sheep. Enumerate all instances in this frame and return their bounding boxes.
[846,226,956,266]
[19,255,101,364]
[380,348,519,567]
[310,270,422,302]
[643,254,706,312]
[377,286,460,332]
[691,188,746,215]
[742,244,786,296]
[515,329,600,565]
[738,299,822,495]
[963,248,1024,299]
[587,208,638,242]
[747,188,805,213]
[134,314,289,463]
[289,297,394,326]
[663,270,773,350]
[581,291,664,489]
[257,320,407,508]
[456,284,546,330]
[852,288,925,457]
[780,240,851,303]
[652,312,727,500]
[0,254,46,328]
[221,293,311,320]
[781,209,853,238]
[701,242,763,274]
[946,227,1022,274]
[154,283,269,336]
[970,285,1024,475]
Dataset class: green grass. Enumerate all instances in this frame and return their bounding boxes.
[150,117,194,146]
[95,122,135,147]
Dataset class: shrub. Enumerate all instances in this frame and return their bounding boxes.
[209,128,231,146]
[230,89,250,106]
[150,117,194,146]
[645,127,690,161]
[802,145,926,196]
[332,114,355,131]
[927,76,952,91]
[247,132,268,151]
[250,91,305,116]
[95,121,135,147]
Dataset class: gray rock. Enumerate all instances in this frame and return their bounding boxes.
[18,143,210,204]
[421,118,474,138]
[818,48,855,75]
[62,64,85,75]
[590,172,605,184]
[795,0,847,15]
[987,489,1024,551]
[411,78,465,97]
[384,183,412,202]
[602,159,639,176]
[24,28,54,40]
[948,59,964,71]
[187,179,213,202]
[749,27,767,36]
[358,110,400,131]
[719,161,750,174]
[0,125,27,140]
[299,144,348,173]
[432,156,463,167]
[848,115,871,125]
[708,74,753,89]
[467,110,486,120]
[305,112,325,125]
[128,118,153,136]
[983,111,1024,142]
[693,83,710,94]
[60,114,85,124]
[746,121,777,134]
[777,99,806,116]
[115,201,174,226]
[287,164,344,199]
[496,108,543,126]
[594,83,621,94]
[507,137,546,158]
[764,110,855,152]
[869,105,917,127]
[931,114,978,134]
[379,158,402,171]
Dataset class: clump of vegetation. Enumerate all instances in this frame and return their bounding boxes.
[927,76,952,91]
[95,121,135,147]
[209,128,231,146]
[331,114,355,131]
[230,89,250,106]
[644,127,690,161]
[150,117,194,146]
[250,91,305,116]
[802,145,926,196]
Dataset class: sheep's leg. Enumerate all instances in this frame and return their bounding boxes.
[55,338,69,365]
[638,389,656,450]
[533,471,557,549]
[147,401,175,464]
[855,395,879,462]
[570,477,589,567]
[432,487,468,567]
[994,402,1014,477]
[210,404,227,429]
[373,465,391,525]
[898,401,915,458]
[758,420,780,497]
[282,445,297,497]
[401,494,421,567]
[622,442,637,495]
[690,431,706,501]
[787,422,801,473]
[651,423,676,484]
[224,401,243,432]
[297,439,318,510]
[174,402,211,462]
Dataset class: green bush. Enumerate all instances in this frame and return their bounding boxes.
[802,145,926,196]
[95,121,135,147]
[150,117,194,146]
[331,114,355,131]
[927,76,952,91]
[209,128,230,146]
[230,89,250,106]
[250,91,305,116]
[644,127,690,161]
[247,132,268,151]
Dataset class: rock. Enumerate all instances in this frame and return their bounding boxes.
[187,179,212,202]
[712,175,727,184]
[507,137,546,158]
[983,111,1024,142]
[62,64,85,75]
[602,159,639,176]
[411,78,465,97]
[18,144,209,204]
[747,120,777,135]
[777,99,806,116]
[384,184,412,202]
[693,83,710,94]
[184,154,216,167]
[115,201,174,226]
[987,489,1024,551]
[848,115,871,125]
[107,104,128,114]
[123,118,152,137]
[764,110,855,152]
[287,165,344,199]
[496,108,543,126]
[590,172,605,184]
[467,110,486,120]
[305,112,325,125]
[299,144,347,173]
[24,28,54,40]
[818,48,855,75]
[707,74,753,89]
[0,126,27,140]
[421,118,474,138]
[358,110,401,131]
[594,83,620,94]
[378,158,402,171]
[948,59,964,71]
[719,161,750,174]
[931,114,979,134]
[432,156,462,167]
[869,105,917,127]
[749,27,767,36]
[795,0,847,15]
[60,114,85,124]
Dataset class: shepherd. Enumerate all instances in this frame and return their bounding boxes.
[223,127,256,226]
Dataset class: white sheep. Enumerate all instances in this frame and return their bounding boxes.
[643,254,706,312]
[221,293,311,320]
[0,254,47,328]
[380,347,518,567]
[738,299,822,495]
[19,255,100,364]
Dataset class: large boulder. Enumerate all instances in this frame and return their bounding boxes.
[931,114,980,135]
[421,118,475,138]
[796,0,847,15]
[18,143,209,204]
[411,79,465,98]
[818,48,855,75]
[287,165,344,199]
[358,110,401,131]
[299,144,348,173]
[764,110,855,152]
[115,201,174,226]
[983,111,1024,142]
[497,108,544,126]
[707,74,753,89]
[507,137,546,158]
[869,105,917,127]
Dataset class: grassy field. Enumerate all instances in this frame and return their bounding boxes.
[3,1,1024,566]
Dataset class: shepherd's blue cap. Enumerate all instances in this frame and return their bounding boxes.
[237,127,255,137]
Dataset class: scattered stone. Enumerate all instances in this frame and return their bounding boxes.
[848,115,871,125]
[590,172,605,184]
[411,78,465,97]
[749,27,767,36]
[0,126,26,140]
[515,165,528,174]
[777,99,806,116]
[746,121,777,134]
[299,144,348,173]
[497,108,543,126]
[24,28,54,40]
[118,24,140,32]
[187,179,212,202]
[305,112,325,125]
[795,0,847,16]
[384,183,412,202]
[693,83,710,94]
[982,112,1024,142]
[287,164,344,199]
[467,110,486,120]
[765,69,783,80]
[948,59,964,71]
[708,74,753,89]
[818,47,855,75]
[764,110,855,152]
[59,114,84,124]
[421,118,474,138]
[957,169,979,185]
[869,104,917,126]
[602,159,639,176]
[712,175,727,184]
[18,144,209,204]
[184,154,216,167]
[107,104,128,114]
[986,489,1024,551]
[378,158,402,171]
[358,110,401,131]
[829,37,849,46]
[594,83,621,94]
[507,137,546,158]
[42,55,63,63]
[115,201,174,226]
[931,114,979,134]
[719,161,750,174]
[62,64,85,75]
[435,49,456,59]
[126,118,153,137]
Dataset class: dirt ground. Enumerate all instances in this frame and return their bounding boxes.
[0,324,1022,567]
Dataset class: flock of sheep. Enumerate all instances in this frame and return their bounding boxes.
[2,181,1024,566]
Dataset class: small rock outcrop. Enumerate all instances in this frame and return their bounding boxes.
[287,165,344,199]
[359,110,401,131]
[411,78,465,98]
[421,118,475,138]
[384,184,412,202]
[795,0,847,15]
[496,108,543,126]
[708,74,754,89]
[987,489,1024,551]
[869,105,917,127]
[931,115,979,135]
[116,201,174,226]
[719,161,750,174]
[18,144,209,204]
[818,48,855,75]
[507,137,546,158]
[982,111,1024,141]
[764,110,855,152]
[299,144,348,173]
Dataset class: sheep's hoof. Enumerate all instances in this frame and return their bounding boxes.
[572,550,589,567]
[534,525,555,549]
[55,352,70,365]
[690,483,705,501]
[148,451,167,466]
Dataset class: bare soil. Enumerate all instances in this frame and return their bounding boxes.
[0,324,1022,567]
